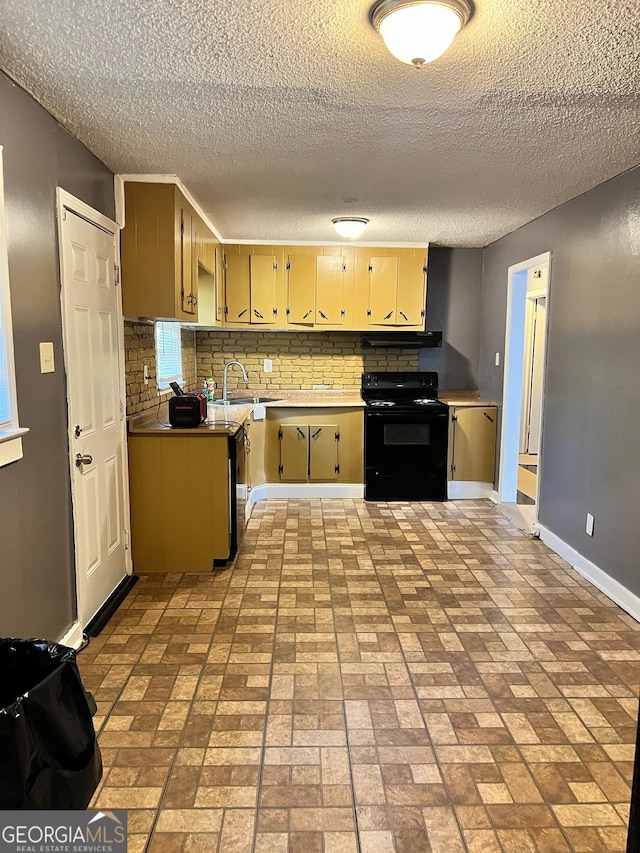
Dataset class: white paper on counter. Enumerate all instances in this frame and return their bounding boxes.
[253,404,266,420]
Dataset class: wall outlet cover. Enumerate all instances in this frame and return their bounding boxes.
[39,341,55,373]
[263,359,273,372]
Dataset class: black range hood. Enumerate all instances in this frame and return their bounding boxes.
[361,331,442,348]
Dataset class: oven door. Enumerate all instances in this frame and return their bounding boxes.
[364,407,448,501]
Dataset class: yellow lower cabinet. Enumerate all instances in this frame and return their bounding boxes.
[309,425,339,479]
[128,434,232,571]
[279,425,310,480]
[278,424,339,480]
[449,406,497,482]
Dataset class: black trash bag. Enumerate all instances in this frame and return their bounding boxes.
[0,638,102,809]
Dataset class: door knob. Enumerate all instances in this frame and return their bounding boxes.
[75,453,93,467]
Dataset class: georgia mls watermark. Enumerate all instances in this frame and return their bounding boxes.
[0,811,127,853]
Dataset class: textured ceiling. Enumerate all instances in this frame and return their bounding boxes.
[1,0,639,246]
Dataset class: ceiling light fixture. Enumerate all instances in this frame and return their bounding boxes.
[332,217,369,239]
[369,0,472,67]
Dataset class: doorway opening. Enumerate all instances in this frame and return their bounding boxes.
[497,252,551,533]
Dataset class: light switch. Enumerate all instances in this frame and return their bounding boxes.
[39,342,55,374]
[263,359,273,373]
[495,352,500,366]
[586,513,595,536]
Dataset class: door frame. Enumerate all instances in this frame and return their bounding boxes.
[56,188,132,636]
[497,251,551,524]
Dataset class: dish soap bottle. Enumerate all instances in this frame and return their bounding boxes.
[204,378,216,422]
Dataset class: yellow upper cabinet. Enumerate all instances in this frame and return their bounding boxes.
[224,246,282,325]
[367,249,427,327]
[286,249,346,327]
[121,181,221,323]
[287,254,316,324]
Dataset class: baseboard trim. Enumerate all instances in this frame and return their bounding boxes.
[489,490,499,503]
[447,481,493,499]
[84,574,139,638]
[59,621,84,650]
[537,524,640,624]
[249,483,364,504]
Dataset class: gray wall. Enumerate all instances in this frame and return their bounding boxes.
[419,247,483,390]
[480,166,640,597]
[0,72,114,639]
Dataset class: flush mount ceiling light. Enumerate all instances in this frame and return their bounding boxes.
[370,0,472,67]
[332,217,369,239]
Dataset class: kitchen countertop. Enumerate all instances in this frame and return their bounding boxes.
[128,389,497,435]
[438,390,498,406]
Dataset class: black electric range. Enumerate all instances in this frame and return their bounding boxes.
[361,371,449,501]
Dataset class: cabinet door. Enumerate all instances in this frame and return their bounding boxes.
[452,407,497,482]
[225,254,251,323]
[250,254,277,324]
[180,205,197,317]
[368,256,398,324]
[287,254,316,324]
[309,425,339,480]
[279,425,309,480]
[316,256,344,325]
[397,256,426,326]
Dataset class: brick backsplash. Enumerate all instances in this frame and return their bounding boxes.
[124,321,196,415]
[194,330,418,393]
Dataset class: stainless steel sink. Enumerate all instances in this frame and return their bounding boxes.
[213,396,284,406]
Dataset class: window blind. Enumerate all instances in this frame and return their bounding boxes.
[0,283,10,425]
[155,322,183,390]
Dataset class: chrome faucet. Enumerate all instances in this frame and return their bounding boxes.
[222,360,249,402]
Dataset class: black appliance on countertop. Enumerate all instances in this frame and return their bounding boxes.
[362,371,448,501]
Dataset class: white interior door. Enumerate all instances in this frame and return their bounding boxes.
[59,199,130,626]
[526,296,546,454]
[520,294,547,454]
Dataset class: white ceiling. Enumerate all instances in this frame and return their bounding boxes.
[1,0,639,246]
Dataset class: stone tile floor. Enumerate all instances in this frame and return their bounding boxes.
[80,499,640,852]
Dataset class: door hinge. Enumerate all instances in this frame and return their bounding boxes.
[273,262,278,271]
[224,305,228,315]
[368,264,373,272]
[286,261,291,270]
[286,307,290,316]
[278,429,283,440]
[223,260,228,270]
[114,263,120,285]
[423,265,428,273]
[342,262,347,272]
[367,309,371,317]
[335,464,340,473]
[278,463,283,474]
[452,414,457,422]
[450,463,456,473]
[335,432,340,440]
[124,529,130,551]
[420,309,425,318]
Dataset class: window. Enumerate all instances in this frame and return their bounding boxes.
[0,147,28,467]
[155,322,183,391]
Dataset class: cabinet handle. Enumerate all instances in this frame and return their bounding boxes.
[238,309,247,318]
[319,310,328,320]
[296,427,306,439]
[399,311,408,321]
[303,310,312,319]
[383,311,393,320]
[483,412,495,422]
[254,309,264,319]
[311,428,322,439]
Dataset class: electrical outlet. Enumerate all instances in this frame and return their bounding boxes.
[495,352,500,366]
[263,359,273,373]
[586,513,595,536]
[39,342,55,374]
[143,365,150,385]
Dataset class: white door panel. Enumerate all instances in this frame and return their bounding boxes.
[60,206,129,626]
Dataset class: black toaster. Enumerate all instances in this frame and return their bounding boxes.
[168,395,205,428]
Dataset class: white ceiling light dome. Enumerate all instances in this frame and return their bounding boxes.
[370,0,473,67]
[332,217,369,239]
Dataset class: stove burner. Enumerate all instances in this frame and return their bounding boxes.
[413,398,440,405]
[368,400,395,408]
